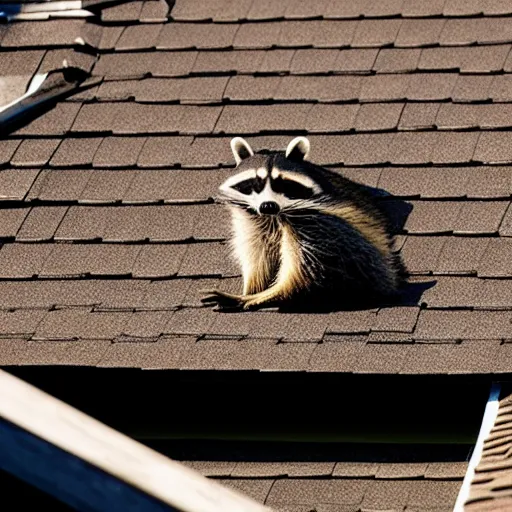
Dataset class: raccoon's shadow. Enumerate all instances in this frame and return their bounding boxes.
[277,184,437,314]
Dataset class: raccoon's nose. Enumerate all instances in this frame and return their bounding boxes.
[259,201,280,215]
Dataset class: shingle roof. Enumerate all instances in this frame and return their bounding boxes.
[3,0,512,379]
[161,440,471,511]
[465,385,512,510]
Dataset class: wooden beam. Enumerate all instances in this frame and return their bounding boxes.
[0,369,274,512]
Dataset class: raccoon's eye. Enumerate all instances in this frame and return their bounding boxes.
[232,178,265,195]
[232,179,255,195]
[273,178,313,200]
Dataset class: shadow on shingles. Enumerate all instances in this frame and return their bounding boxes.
[2,67,98,136]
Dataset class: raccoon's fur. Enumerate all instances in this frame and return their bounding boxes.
[201,136,407,311]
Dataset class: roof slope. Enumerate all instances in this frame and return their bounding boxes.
[465,385,512,510]
[1,0,512,375]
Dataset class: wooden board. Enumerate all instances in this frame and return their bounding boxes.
[0,369,273,512]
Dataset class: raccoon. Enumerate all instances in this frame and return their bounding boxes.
[201,136,407,311]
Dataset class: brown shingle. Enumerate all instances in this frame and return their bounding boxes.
[234,22,282,49]
[232,462,334,478]
[474,132,512,164]
[139,279,192,310]
[77,311,133,340]
[474,279,512,310]
[372,48,421,73]
[119,310,173,340]
[453,201,508,235]
[290,49,339,74]
[399,103,440,131]
[353,343,410,374]
[164,308,217,336]
[80,170,136,204]
[1,20,85,47]
[72,103,124,133]
[49,138,103,167]
[481,103,512,129]
[0,309,47,338]
[400,236,446,274]
[246,0,289,20]
[432,132,479,165]
[258,49,295,72]
[406,73,457,100]
[137,136,194,168]
[276,75,362,101]
[351,19,402,48]
[439,18,480,46]
[13,103,81,137]
[284,0,333,19]
[308,339,366,372]
[402,340,501,374]
[360,75,410,102]
[490,75,512,102]
[478,239,512,277]
[452,75,494,102]
[33,308,90,341]
[157,23,238,50]
[332,462,378,478]
[16,207,67,242]
[93,52,198,78]
[361,480,410,510]
[140,0,170,22]
[97,26,124,51]
[267,479,369,506]
[375,463,428,479]
[405,201,462,234]
[0,243,53,278]
[278,20,357,49]
[395,19,446,47]
[101,0,142,21]
[306,104,359,132]
[419,46,511,73]
[0,50,44,75]
[224,76,281,101]
[425,462,468,479]
[0,169,40,201]
[443,0,482,16]
[92,137,146,168]
[179,242,233,276]
[193,50,264,74]
[391,132,437,165]
[28,170,92,202]
[41,244,141,278]
[0,141,21,166]
[215,104,312,134]
[334,48,379,73]
[436,103,483,130]
[132,245,187,278]
[116,25,163,51]
[437,238,490,275]
[373,307,420,333]
[354,103,404,131]
[246,312,328,341]
[327,310,377,334]
[11,139,60,168]
[420,276,480,308]
[407,480,460,508]
[413,310,472,341]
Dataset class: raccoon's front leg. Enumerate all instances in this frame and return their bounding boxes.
[202,224,310,311]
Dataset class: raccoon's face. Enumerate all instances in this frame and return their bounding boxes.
[219,136,323,216]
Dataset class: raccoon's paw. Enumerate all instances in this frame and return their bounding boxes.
[200,289,245,311]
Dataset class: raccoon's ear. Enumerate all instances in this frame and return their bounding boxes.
[230,137,254,165]
[285,136,310,161]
